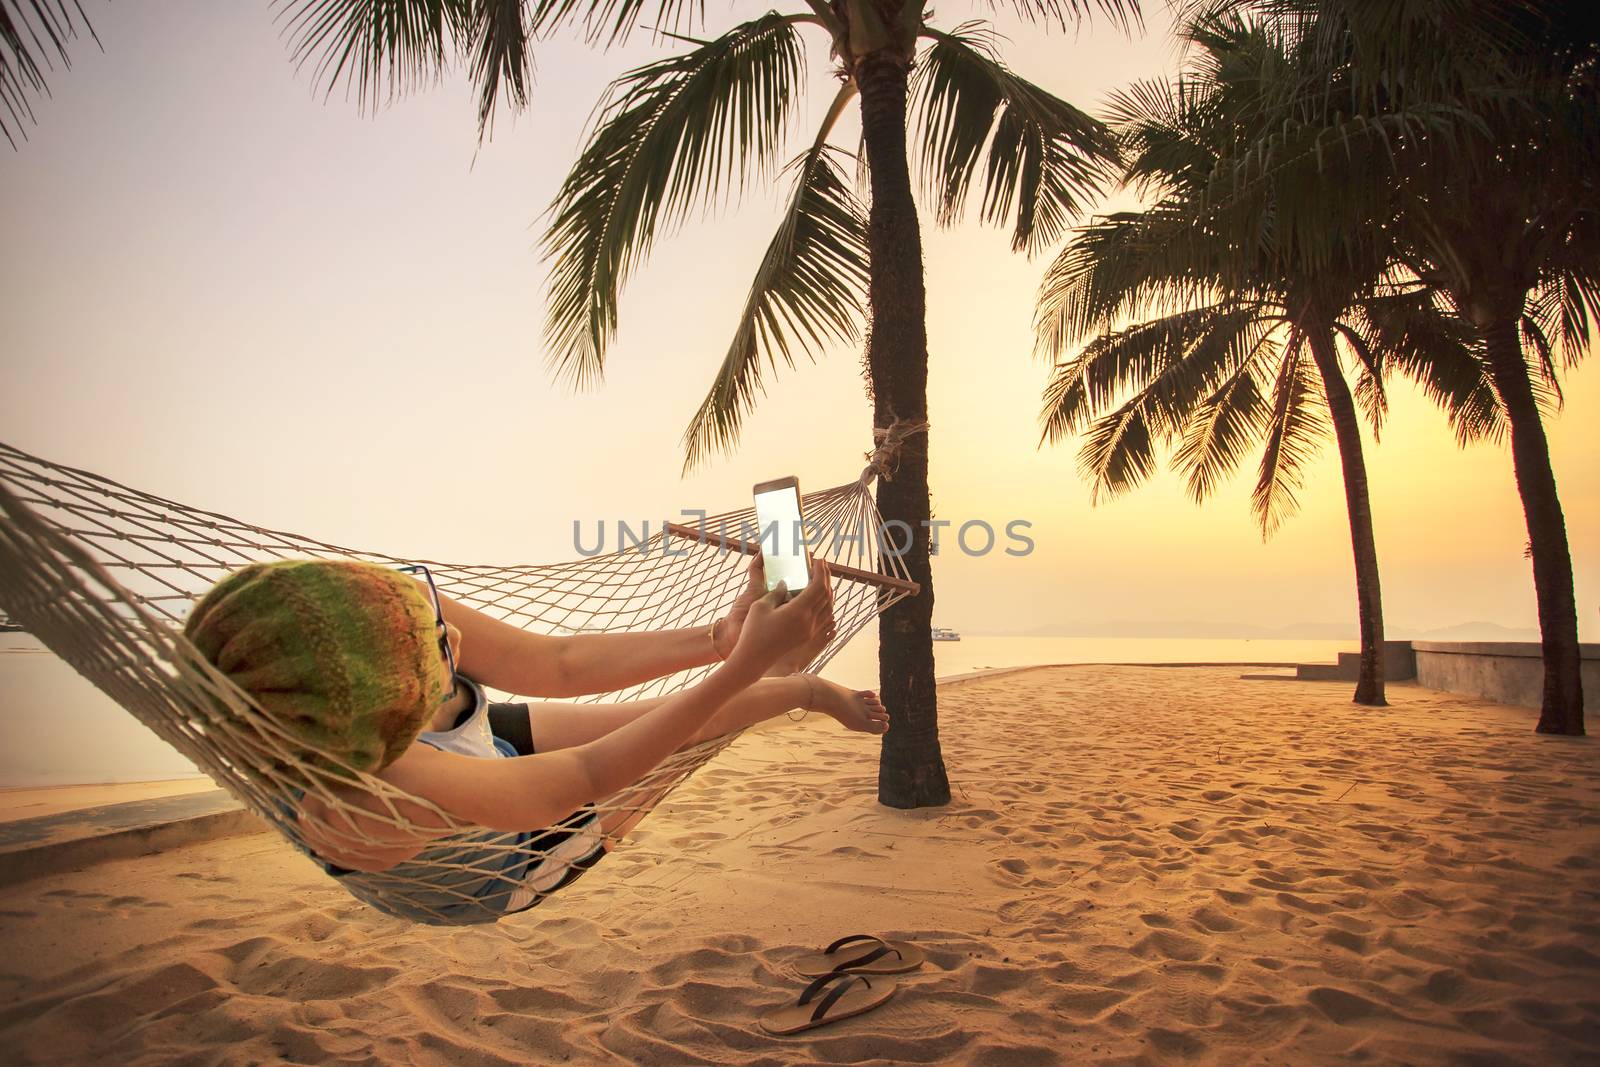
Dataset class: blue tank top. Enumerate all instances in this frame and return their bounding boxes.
[416,674,517,760]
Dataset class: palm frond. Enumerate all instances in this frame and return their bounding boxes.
[1108,74,1221,200]
[1034,207,1227,359]
[1189,88,1483,273]
[1040,306,1211,443]
[680,140,868,473]
[1252,338,1328,537]
[1043,294,1280,508]
[1349,363,1386,440]
[1557,277,1599,367]
[275,1,533,140]
[1519,313,1565,415]
[1076,396,1157,502]
[1140,302,1277,432]
[276,0,463,112]
[460,0,531,137]
[1039,301,1273,447]
[1173,354,1269,503]
[1334,320,1386,438]
[541,13,806,388]
[1525,266,1598,372]
[2,0,100,149]
[913,23,1118,254]
[1231,0,1569,109]
[1354,290,1503,445]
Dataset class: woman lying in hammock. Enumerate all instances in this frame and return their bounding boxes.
[183,556,888,924]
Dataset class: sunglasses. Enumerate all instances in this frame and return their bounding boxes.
[398,564,459,704]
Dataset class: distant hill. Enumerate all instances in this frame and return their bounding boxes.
[983,619,1540,641]
[1403,621,1541,642]
[988,620,1356,639]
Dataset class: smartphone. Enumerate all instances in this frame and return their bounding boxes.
[753,476,811,600]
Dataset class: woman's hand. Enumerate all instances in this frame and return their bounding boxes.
[725,558,833,679]
[711,555,766,660]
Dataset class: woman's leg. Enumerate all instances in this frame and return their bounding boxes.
[521,612,845,752]
[523,675,813,753]
[526,676,888,844]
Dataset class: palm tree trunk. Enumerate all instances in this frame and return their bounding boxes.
[856,52,950,808]
[1305,326,1387,706]
[1482,317,1585,735]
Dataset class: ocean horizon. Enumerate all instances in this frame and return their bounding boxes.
[0,632,1364,789]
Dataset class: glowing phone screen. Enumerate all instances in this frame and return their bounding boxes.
[753,485,810,596]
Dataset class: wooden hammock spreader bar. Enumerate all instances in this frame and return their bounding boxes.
[662,522,921,596]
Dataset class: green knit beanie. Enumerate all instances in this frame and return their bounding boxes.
[183,559,449,775]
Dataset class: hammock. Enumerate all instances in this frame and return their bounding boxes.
[0,437,920,925]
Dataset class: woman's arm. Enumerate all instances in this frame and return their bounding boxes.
[440,557,766,698]
[384,657,757,832]
[298,656,758,871]
[296,661,748,870]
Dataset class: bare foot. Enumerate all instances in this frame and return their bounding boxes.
[803,676,889,735]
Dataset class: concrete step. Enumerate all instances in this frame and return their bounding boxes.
[1295,641,1416,682]
[0,789,265,887]
[1296,663,1350,681]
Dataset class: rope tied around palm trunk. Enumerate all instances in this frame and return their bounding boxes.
[858,417,930,490]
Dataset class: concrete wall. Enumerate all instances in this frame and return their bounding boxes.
[1412,641,1600,710]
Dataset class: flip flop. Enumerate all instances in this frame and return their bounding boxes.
[793,934,926,977]
[759,972,898,1035]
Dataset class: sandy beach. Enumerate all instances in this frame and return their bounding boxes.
[0,665,1596,1065]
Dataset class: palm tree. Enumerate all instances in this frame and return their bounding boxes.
[533,3,1136,807]
[1376,6,1594,736]
[1035,16,1494,707]
[1196,0,1597,734]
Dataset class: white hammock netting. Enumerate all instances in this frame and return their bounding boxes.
[0,441,918,926]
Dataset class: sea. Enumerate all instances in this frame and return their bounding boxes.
[0,632,1353,788]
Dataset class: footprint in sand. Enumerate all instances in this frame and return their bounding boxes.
[1167,819,1205,842]
[1190,905,1241,933]
[1129,929,1208,963]
[1419,968,1470,1005]
[1320,927,1369,954]
[1275,891,1335,915]
[995,857,1031,880]
[1306,985,1394,1023]
[1049,985,1132,1020]
[1146,1026,1207,1058]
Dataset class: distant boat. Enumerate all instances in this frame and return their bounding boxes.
[932,627,961,642]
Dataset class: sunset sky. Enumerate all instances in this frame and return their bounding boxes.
[2,1,1594,641]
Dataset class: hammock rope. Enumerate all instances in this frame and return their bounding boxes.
[0,437,919,926]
